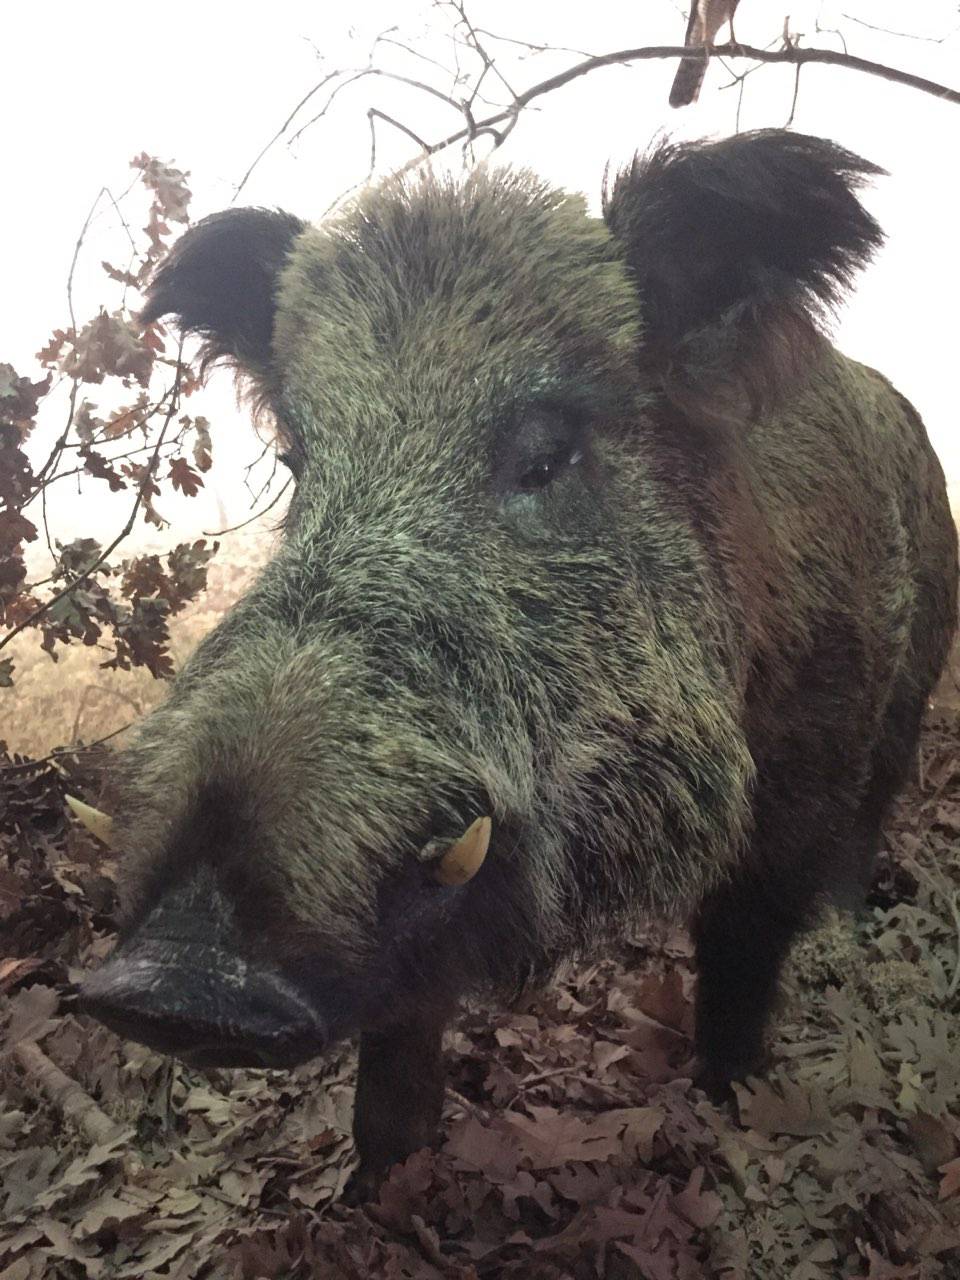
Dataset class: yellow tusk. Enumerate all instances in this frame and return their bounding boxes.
[65,794,114,847]
[434,816,492,887]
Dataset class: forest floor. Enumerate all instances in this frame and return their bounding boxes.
[2,712,960,1278]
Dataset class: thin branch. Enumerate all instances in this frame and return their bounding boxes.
[27,437,182,495]
[41,462,55,560]
[502,40,960,115]
[32,379,80,491]
[0,723,131,774]
[0,360,184,656]
[66,188,110,334]
[387,41,960,176]
[290,65,465,147]
[202,476,292,537]
[369,106,432,154]
[814,22,849,57]
[470,24,596,60]
[12,1041,127,1147]
[378,33,453,80]
[247,439,281,507]
[785,60,803,127]
[840,12,958,43]
[70,684,143,745]
[234,67,343,200]
[452,1,519,104]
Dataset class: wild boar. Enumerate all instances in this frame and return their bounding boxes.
[77,130,958,1196]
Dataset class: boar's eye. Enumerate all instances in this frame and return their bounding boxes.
[516,448,582,494]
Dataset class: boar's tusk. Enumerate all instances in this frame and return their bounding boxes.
[434,816,492,886]
[65,794,114,847]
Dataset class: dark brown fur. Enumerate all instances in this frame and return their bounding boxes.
[82,131,957,1194]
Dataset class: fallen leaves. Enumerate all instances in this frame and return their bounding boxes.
[2,715,960,1276]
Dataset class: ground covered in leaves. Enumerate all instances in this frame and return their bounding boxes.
[2,715,960,1279]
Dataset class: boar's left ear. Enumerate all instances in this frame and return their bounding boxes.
[603,130,884,422]
[141,208,306,379]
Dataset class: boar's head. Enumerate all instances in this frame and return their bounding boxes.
[79,132,884,1068]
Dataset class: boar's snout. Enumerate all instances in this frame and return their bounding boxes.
[80,943,326,1069]
[80,865,327,1069]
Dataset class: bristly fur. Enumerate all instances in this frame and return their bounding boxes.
[602,131,885,424]
[95,131,956,1185]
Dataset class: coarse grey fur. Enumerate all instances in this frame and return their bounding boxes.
[86,131,957,1191]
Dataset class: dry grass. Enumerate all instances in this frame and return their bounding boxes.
[3,526,276,759]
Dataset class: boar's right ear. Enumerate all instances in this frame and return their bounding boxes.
[602,130,884,423]
[141,208,306,379]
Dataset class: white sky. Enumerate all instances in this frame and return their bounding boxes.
[3,0,959,546]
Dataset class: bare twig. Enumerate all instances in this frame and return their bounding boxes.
[290,65,465,147]
[840,12,958,43]
[785,59,802,127]
[237,18,959,223]
[369,106,432,154]
[234,67,344,201]
[444,1085,492,1123]
[375,40,959,179]
[12,1040,127,1147]
[24,435,180,505]
[0,723,132,774]
[378,33,454,80]
[0,358,184,656]
[452,1,519,104]
[471,24,596,60]
[70,684,144,745]
[202,476,291,537]
[32,380,80,492]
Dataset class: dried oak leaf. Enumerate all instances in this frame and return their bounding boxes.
[938,1157,960,1200]
[131,153,191,225]
[0,363,51,436]
[504,1104,664,1168]
[74,400,104,443]
[108,598,174,678]
[100,261,143,288]
[733,1075,833,1138]
[190,415,213,471]
[0,423,38,516]
[445,1114,521,1180]
[55,312,155,388]
[102,397,150,440]
[79,448,127,492]
[168,456,203,497]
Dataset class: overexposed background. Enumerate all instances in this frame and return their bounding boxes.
[2,0,958,750]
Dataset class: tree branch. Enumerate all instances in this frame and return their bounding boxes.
[338,40,960,184]
[0,360,184,656]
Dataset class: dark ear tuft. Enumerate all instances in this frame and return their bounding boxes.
[603,130,885,422]
[141,208,305,375]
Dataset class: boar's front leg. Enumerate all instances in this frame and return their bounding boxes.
[692,862,820,1097]
[347,1014,447,1202]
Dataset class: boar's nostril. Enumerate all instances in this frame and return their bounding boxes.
[80,941,327,1069]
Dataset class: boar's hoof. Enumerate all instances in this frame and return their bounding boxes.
[695,1054,767,1106]
[341,1166,386,1207]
